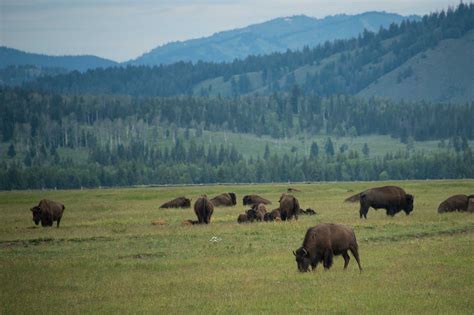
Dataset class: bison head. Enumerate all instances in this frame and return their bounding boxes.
[293,247,311,272]
[404,194,414,215]
[183,198,191,208]
[30,206,41,225]
[229,193,237,205]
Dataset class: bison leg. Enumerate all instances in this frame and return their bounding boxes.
[323,250,333,270]
[349,246,363,273]
[386,207,396,217]
[56,217,61,228]
[359,205,369,219]
[342,251,350,269]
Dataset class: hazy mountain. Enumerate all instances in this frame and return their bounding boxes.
[28,4,474,103]
[0,46,118,72]
[129,12,420,65]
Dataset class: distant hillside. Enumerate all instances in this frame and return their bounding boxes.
[28,3,474,103]
[358,30,474,102]
[0,65,69,87]
[0,46,118,72]
[129,12,419,65]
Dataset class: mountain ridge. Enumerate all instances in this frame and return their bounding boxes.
[128,11,420,65]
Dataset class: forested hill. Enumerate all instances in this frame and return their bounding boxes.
[28,3,474,103]
[128,12,418,65]
[0,46,118,72]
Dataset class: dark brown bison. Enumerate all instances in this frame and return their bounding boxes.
[30,199,65,228]
[438,194,474,213]
[287,188,301,193]
[293,223,362,273]
[298,208,317,215]
[243,195,271,206]
[279,193,300,221]
[245,209,257,222]
[345,186,414,219]
[194,195,214,224]
[270,208,281,220]
[159,196,191,209]
[237,213,249,223]
[210,192,237,207]
[255,203,268,221]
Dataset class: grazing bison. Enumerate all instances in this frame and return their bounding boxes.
[345,186,414,219]
[255,203,268,221]
[194,195,214,224]
[211,192,237,207]
[438,194,474,213]
[293,223,362,273]
[264,208,281,222]
[243,195,272,206]
[159,196,191,209]
[237,213,249,223]
[279,194,300,221]
[30,199,65,228]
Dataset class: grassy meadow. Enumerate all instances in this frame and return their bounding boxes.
[1,180,473,314]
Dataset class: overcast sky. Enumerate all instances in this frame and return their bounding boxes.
[0,0,464,62]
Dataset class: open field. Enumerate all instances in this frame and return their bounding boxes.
[1,180,473,314]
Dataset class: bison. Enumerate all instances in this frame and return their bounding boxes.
[237,213,249,223]
[345,186,414,219]
[211,192,237,207]
[255,203,268,221]
[243,195,271,206]
[293,223,362,273]
[30,199,65,228]
[264,208,282,222]
[279,193,300,221]
[159,196,191,209]
[194,195,214,224]
[245,209,258,222]
[438,194,474,213]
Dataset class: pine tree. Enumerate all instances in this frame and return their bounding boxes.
[7,144,16,158]
[310,141,319,160]
[362,143,370,157]
[324,138,335,156]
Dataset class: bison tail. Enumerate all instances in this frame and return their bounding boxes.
[344,193,361,203]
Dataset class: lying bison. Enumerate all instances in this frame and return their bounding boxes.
[243,195,271,206]
[279,193,300,221]
[293,223,362,272]
[30,199,65,228]
[211,192,237,207]
[159,196,191,209]
[237,213,249,224]
[345,186,414,219]
[438,194,474,213]
[298,208,317,215]
[264,208,281,222]
[194,195,214,224]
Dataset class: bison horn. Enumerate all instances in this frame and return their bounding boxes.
[293,251,296,256]
[302,248,308,256]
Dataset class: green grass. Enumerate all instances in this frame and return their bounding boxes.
[1,180,473,313]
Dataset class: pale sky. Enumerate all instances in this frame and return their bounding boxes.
[0,0,464,62]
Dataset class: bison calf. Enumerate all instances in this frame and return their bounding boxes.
[293,223,362,273]
[30,199,65,228]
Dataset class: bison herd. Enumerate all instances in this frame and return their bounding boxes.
[29,185,472,273]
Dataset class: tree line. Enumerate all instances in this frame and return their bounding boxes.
[1,88,472,146]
